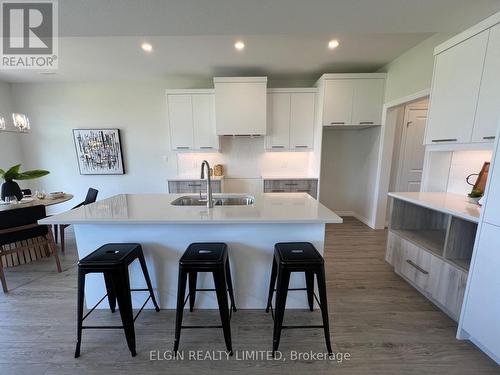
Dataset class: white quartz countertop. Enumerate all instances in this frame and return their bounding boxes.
[168,175,224,181]
[39,193,343,225]
[261,174,318,180]
[388,192,481,223]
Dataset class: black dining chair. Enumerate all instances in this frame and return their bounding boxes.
[0,205,62,293]
[55,188,98,253]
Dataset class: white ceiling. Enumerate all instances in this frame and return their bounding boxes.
[1,0,499,83]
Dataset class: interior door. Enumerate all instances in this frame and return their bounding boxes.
[397,107,428,192]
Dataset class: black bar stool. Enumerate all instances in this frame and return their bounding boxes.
[173,243,237,355]
[265,242,332,355]
[75,243,160,358]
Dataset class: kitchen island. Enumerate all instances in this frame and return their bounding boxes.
[40,193,342,309]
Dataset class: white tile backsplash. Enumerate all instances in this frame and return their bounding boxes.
[447,150,492,195]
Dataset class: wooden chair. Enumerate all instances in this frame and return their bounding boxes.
[55,188,98,253]
[0,205,62,293]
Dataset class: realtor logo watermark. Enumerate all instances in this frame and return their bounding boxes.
[1,0,58,69]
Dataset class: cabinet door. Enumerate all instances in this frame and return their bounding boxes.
[322,79,354,126]
[290,92,315,150]
[168,94,194,151]
[192,94,219,151]
[425,30,489,144]
[351,79,385,126]
[472,24,500,143]
[462,223,500,359]
[266,93,291,150]
[484,139,500,227]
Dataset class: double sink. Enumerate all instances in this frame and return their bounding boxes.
[171,195,255,206]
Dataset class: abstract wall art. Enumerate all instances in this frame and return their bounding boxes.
[72,129,125,175]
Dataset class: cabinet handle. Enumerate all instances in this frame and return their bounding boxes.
[483,136,496,140]
[271,189,285,192]
[330,122,345,125]
[284,183,298,186]
[188,184,202,187]
[176,146,190,150]
[432,138,457,143]
[199,146,213,149]
[359,121,374,125]
[406,260,429,275]
[271,145,285,149]
[294,145,309,148]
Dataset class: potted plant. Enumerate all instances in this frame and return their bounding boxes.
[468,188,483,205]
[0,164,49,201]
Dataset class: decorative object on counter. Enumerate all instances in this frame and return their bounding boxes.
[48,191,65,199]
[35,190,46,199]
[468,188,483,205]
[466,162,490,205]
[214,164,224,176]
[0,164,49,201]
[72,129,125,175]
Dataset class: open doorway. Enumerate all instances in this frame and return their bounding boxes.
[388,97,429,193]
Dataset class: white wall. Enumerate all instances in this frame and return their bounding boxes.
[319,127,381,224]
[0,81,25,173]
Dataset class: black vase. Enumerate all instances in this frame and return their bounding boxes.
[1,180,23,201]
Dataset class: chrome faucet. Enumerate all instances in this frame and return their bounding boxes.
[200,160,213,208]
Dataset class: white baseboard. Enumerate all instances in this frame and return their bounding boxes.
[334,211,375,229]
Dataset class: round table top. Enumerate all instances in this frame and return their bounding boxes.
[0,193,74,212]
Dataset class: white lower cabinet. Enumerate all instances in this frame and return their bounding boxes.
[461,223,500,362]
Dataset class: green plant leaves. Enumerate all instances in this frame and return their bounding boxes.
[0,164,49,181]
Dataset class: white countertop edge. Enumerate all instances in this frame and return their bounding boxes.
[39,218,343,225]
[261,175,319,180]
[388,192,480,223]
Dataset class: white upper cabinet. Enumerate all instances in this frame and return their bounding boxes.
[266,92,291,150]
[322,79,354,126]
[351,79,385,126]
[168,94,194,151]
[192,94,219,150]
[290,92,315,150]
[321,75,386,127]
[167,91,219,151]
[214,77,267,135]
[472,24,500,143]
[266,90,315,151]
[425,30,489,145]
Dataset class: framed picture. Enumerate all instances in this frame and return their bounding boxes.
[72,129,125,175]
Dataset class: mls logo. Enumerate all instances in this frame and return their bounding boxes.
[1,0,58,69]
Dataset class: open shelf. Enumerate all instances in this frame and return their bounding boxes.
[443,217,477,271]
[391,229,446,256]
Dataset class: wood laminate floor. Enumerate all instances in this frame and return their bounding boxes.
[0,217,497,374]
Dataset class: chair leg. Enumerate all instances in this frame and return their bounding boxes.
[75,268,85,358]
[103,272,116,313]
[113,268,137,357]
[46,231,62,273]
[0,255,8,293]
[266,257,277,313]
[188,272,197,312]
[213,267,233,355]
[272,267,290,355]
[53,225,58,243]
[137,251,160,312]
[305,271,315,312]
[173,268,188,354]
[225,259,237,312]
[60,225,65,253]
[316,266,333,354]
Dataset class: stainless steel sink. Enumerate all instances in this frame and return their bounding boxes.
[171,195,255,206]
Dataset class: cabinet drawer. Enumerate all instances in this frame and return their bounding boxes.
[263,179,318,198]
[168,180,221,194]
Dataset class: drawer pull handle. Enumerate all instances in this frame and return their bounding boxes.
[176,146,190,149]
[271,190,285,192]
[406,260,429,275]
[330,122,345,125]
[199,146,213,149]
[359,121,374,125]
[483,136,495,140]
[432,138,457,143]
[284,183,298,186]
[271,145,285,148]
[295,145,309,148]
[188,184,202,187]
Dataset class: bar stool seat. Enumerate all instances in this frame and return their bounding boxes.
[174,243,237,355]
[266,242,332,355]
[75,243,160,358]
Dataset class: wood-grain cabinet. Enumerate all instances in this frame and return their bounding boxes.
[321,76,385,127]
[167,90,219,151]
[266,90,316,151]
[386,198,476,321]
[425,22,500,145]
[263,179,318,198]
[168,180,222,194]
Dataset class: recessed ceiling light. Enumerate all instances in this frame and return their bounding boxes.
[328,39,340,49]
[141,42,153,52]
[234,41,245,51]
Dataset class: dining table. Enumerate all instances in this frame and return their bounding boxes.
[0,193,73,267]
